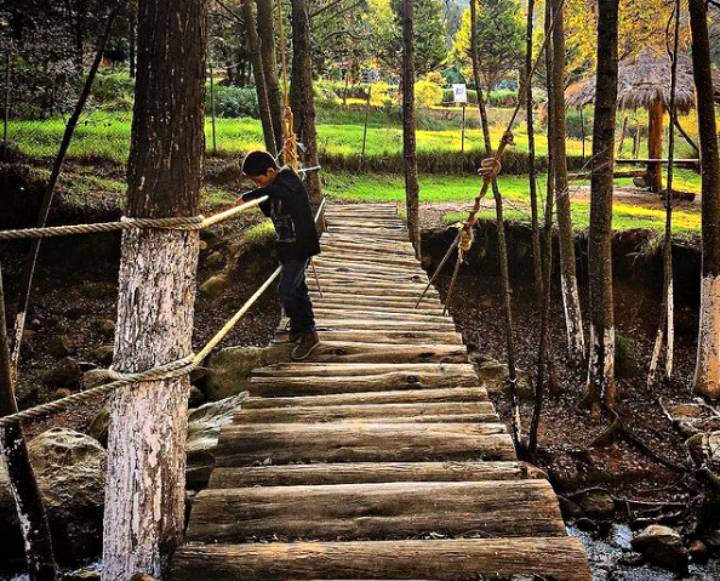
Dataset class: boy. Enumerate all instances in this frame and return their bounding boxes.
[240,150,321,361]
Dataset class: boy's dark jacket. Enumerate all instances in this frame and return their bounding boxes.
[242,168,321,262]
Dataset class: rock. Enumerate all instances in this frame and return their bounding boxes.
[0,429,107,565]
[689,539,708,562]
[187,392,248,489]
[470,355,532,400]
[558,495,583,520]
[199,239,209,252]
[199,273,230,299]
[48,334,74,357]
[80,369,112,390]
[204,250,225,269]
[54,387,73,399]
[22,329,36,341]
[204,345,268,400]
[87,392,246,489]
[90,344,114,366]
[575,490,615,517]
[129,575,160,581]
[631,525,688,572]
[189,385,206,407]
[43,357,83,387]
[574,517,598,532]
[703,529,720,550]
[96,319,115,338]
[63,569,101,581]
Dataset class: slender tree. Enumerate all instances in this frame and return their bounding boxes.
[469,0,492,155]
[585,0,620,407]
[401,0,421,256]
[0,266,57,581]
[101,0,206,578]
[550,0,585,364]
[690,0,720,400]
[256,0,283,154]
[290,0,322,204]
[648,0,680,384]
[524,0,543,295]
[242,0,277,156]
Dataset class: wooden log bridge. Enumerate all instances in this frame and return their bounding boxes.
[170,204,591,580]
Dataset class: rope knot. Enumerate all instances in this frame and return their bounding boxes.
[478,158,502,179]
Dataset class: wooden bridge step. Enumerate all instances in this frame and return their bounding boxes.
[207,460,531,488]
[233,401,498,424]
[314,320,456,333]
[252,362,475,377]
[169,538,591,581]
[311,293,442,309]
[310,270,428,284]
[185,480,566,543]
[312,307,451,322]
[214,421,515,466]
[312,283,439,298]
[312,299,442,313]
[315,331,464,346]
[242,386,489,409]
[305,341,467,363]
[247,368,477,396]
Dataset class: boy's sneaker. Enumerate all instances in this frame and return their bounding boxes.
[291,331,320,361]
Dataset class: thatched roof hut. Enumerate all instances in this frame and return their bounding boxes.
[566,52,720,113]
[565,52,720,192]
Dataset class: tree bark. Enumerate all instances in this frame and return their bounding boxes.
[401,0,421,257]
[690,0,720,400]
[470,0,492,153]
[290,0,322,204]
[101,0,206,579]
[647,99,665,192]
[0,266,57,581]
[242,0,277,156]
[256,0,284,154]
[551,0,585,365]
[585,0,619,408]
[524,0,543,297]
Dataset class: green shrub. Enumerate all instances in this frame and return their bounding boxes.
[207,85,259,118]
[565,109,593,140]
[90,71,135,110]
[415,79,444,108]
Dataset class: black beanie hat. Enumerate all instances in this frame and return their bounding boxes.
[241,150,279,176]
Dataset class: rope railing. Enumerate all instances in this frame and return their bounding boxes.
[0,196,269,241]
[0,195,326,429]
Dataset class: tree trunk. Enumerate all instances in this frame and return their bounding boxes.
[647,99,665,192]
[524,0,543,296]
[690,0,720,400]
[585,0,619,408]
[242,0,277,156]
[0,266,57,581]
[129,2,136,78]
[101,1,206,579]
[256,0,283,154]
[290,0,322,204]
[401,0,420,257]
[470,0,492,153]
[551,0,585,365]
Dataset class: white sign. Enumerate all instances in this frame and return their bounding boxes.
[452,83,468,104]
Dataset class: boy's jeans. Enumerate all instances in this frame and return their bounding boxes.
[278,258,316,334]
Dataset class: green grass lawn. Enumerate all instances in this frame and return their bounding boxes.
[325,171,702,235]
[7,111,583,164]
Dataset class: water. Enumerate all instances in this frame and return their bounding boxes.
[569,524,720,580]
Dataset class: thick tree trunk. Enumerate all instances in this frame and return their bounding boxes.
[290,0,322,204]
[647,99,665,192]
[551,0,585,365]
[470,0,492,154]
[690,0,720,400]
[101,1,206,579]
[242,0,277,156]
[0,267,57,581]
[401,0,421,257]
[585,0,619,408]
[524,0,543,296]
[256,0,284,154]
